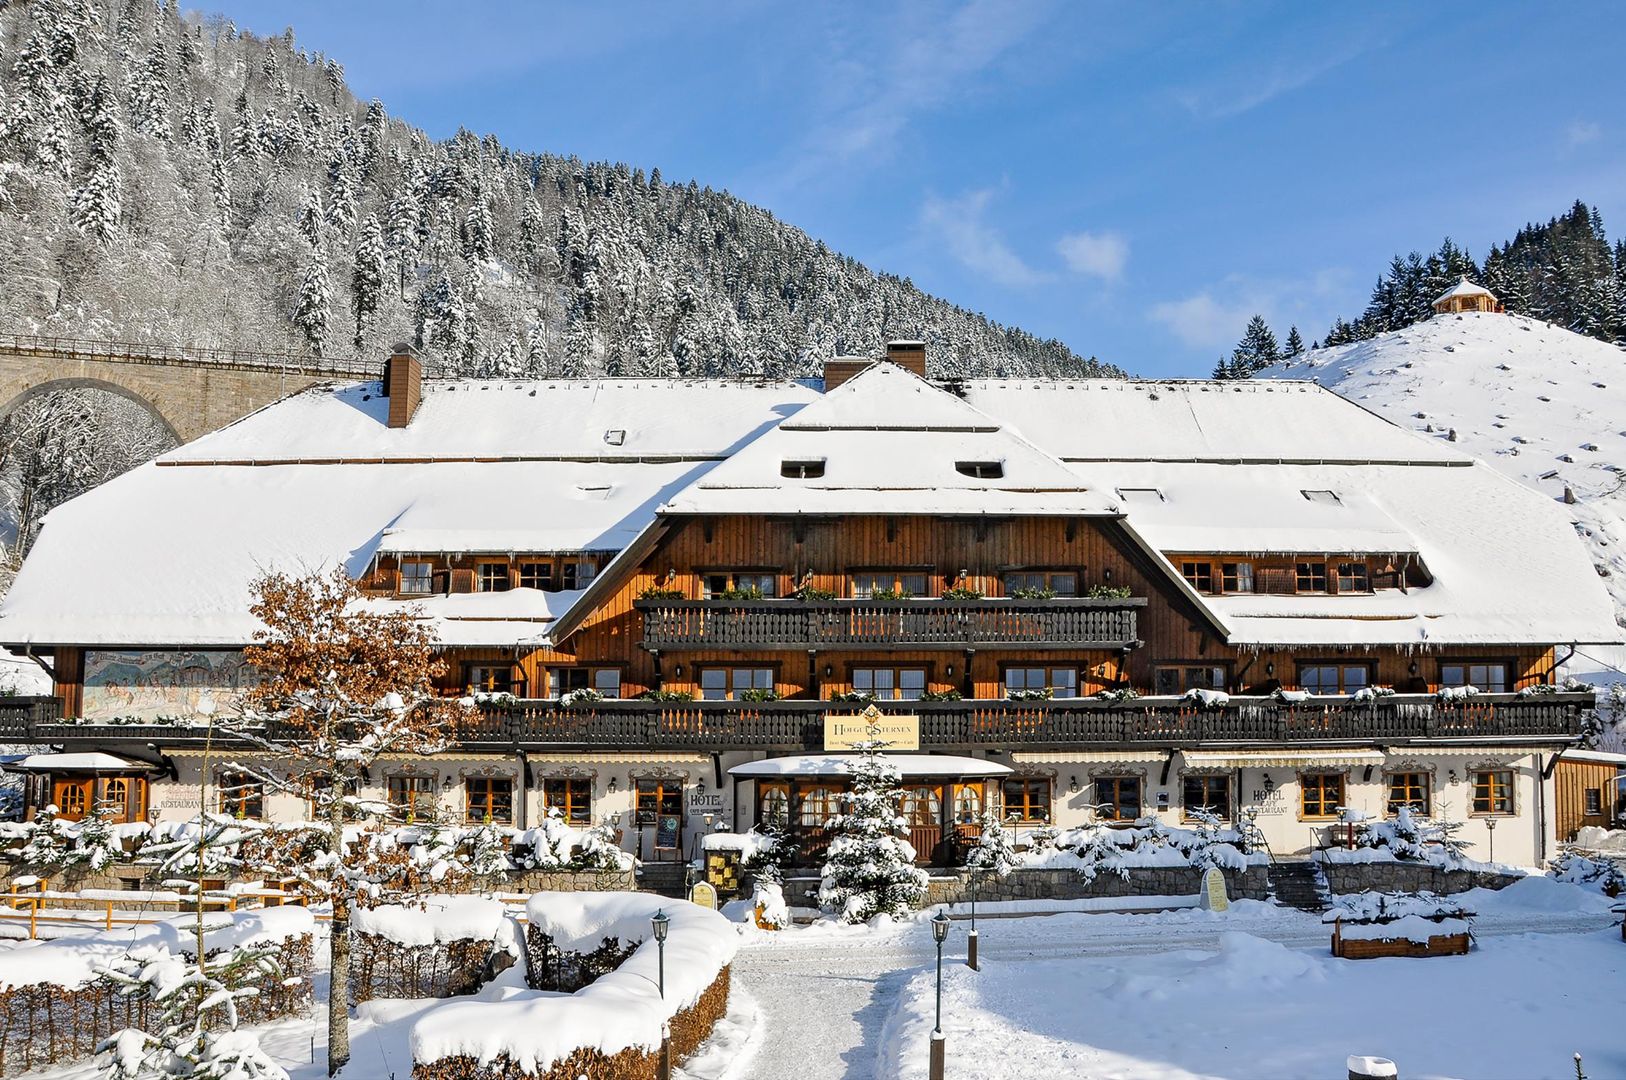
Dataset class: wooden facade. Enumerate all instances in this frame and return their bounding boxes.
[1554,757,1623,840]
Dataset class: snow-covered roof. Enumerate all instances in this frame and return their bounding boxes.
[11,752,154,772]
[1066,459,1619,645]
[962,380,1467,465]
[728,753,1013,778]
[0,457,699,646]
[661,363,1118,517]
[164,378,820,463]
[1435,276,1495,304]
[1560,749,1626,767]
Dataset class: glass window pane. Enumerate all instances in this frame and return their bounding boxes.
[594,670,621,697]
[1051,669,1078,697]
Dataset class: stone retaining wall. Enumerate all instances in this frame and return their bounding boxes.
[1317,861,1522,896]
[0,862,635,898]
[781,865,1272,909]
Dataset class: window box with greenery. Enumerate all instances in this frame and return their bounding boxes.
[828,690,876,704]
[940,584,986,601]
[794,584,838,601]
[638,688,694,702]
[1087,584,1133,599]
[920,689,963,701]
[738,687,782,703]
[637,584,686,601]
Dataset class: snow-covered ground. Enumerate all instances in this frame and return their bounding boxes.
[1265,312,1626,657]
[6,878,1620,1080]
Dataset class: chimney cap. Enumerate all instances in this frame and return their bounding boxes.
[886,339,926,348]
[390,341,420,357]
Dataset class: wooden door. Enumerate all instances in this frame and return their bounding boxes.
[949,782,986,862]
[794,783,839,865]
[52,778,93,821]
[901,784,944,865]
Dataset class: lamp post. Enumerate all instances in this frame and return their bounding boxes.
[1485,816,1496,864]
[966,867,980,970]
[651,909,671,1080]
[930,909,951,1080]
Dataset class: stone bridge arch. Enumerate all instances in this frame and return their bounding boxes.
[0,335,378,444]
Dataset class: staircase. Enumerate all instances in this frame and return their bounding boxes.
[1266,861,1331,913]
[636,861,691,898]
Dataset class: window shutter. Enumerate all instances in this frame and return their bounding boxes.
[450,569,476,594]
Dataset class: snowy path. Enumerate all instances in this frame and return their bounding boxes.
[729,899,1619,1080]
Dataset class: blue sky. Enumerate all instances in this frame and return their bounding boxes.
[217,1,1625,377]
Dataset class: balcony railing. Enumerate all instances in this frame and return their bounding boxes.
[10,692,1588,753]
[635,597,1146,651]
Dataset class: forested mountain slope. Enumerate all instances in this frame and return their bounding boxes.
[1267,312,1626,635]
[0,0,1123,379]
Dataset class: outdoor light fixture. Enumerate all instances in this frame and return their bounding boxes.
[824,664,833,678]
[1262,774,1275,794]
[650,908,670,997]
[1448,770,1458,784]
[1265,662,1275,677]
[930,910,951,1080]
[1485,816,1497,863]
[1068,775,1080,795]
[696,779,706,795]
[1408,661,1419,676]
[607,776,619,794]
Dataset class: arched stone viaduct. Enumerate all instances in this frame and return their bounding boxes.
[0,334,378,444]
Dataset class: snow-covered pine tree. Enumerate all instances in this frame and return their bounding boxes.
[350,215,384,348]
[1231,314,1280,376]
[817,716,929,923]
[1283,325,1304,359]
[292,242,331,355]
[70,148,120,240]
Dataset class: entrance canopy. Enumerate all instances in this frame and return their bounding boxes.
[8,752,156,773]
[730,754,1012,779]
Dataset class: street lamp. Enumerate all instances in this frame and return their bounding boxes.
[1485,816,1496,864]
[651,909,671,1080]
[930,909,951,1080]
[966,867,980,971]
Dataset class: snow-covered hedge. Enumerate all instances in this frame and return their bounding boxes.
[352,896,516,1002]
[1027,816,1263,883]
[1337,806,1476,870]
[0,909,314,1076]
[410,893,737,1079]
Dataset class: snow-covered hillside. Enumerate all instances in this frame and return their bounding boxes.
[1265,311,1626,647]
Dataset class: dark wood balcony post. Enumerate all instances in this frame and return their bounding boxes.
[962,649,975,699]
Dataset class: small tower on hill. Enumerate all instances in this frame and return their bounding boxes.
[1433,276,1500,315]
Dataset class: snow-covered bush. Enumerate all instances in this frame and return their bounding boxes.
[559,687,604,707]
[1354,806,1474,869]
[1038,816,1250,883]
[817,724,929,922]
[1093,687,1139,703]
[1349,685,1397,703]
[751,880,790,929]
[1181,687,1230,708]
[1549,851,1626,895]
[962,811,1020,879]
[515,815,632,872]
[1436,684,1479,703]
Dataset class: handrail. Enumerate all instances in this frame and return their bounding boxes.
[0,331,377,377]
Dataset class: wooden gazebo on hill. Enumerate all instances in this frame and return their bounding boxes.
[1433,276,1500,314]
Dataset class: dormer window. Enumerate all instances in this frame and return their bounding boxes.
[400,560,435,595]
[782,458,826,479]
[1301,489,1341,505]
[476,561,511,592]
[1116,488,1164,502]
[955,461,1003,479]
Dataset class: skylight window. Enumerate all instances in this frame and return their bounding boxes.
[1116,487,1165,503]
[955,461,1004,479]
[604,429,626,446]
[1301,489,1342,505]
[781,458,826,479]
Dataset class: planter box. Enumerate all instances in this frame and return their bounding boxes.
[1331,920,1471,959]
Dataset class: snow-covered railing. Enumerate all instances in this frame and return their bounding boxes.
[0,331,377,376]
[636,596,1145,650]
[32,691,1590,750]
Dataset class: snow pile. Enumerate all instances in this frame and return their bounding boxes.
[1571,825,1626,852]
[1199,931,1325,988]
[352,896,506,946]
[0,907,313,991]
[1029,816,1262,882]
[410,892,737,1073]
[701,829,780,862]
[1473,874,1619,914]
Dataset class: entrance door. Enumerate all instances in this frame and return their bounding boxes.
[635,778,685,862]
[795,784,840,865]
[949,782,985,863]
[901,783,944,865]
[52,778,93,821]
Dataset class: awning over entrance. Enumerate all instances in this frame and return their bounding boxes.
[9,752,155,773]
[1181,749,1385,769]
[730,754,1012,779]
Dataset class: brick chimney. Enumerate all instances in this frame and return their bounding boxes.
[383,342,422,428]
[822,340,930,391]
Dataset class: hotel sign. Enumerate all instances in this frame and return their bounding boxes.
[823,706,920,751]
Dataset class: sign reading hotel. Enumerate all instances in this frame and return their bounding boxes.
[824,707,920,751]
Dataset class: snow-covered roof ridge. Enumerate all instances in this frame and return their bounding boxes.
[661,361,1120,517]
[1436,276,1495,302]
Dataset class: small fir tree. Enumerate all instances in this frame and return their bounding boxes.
[292,243,331,355]
[962,809,1020,879]
[1283,325,1305,358]
[817,713,929,923]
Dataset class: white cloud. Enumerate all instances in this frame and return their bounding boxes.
[1148,292,1253,349]
[1566,120,1602,147]
[1056,231,1128,279]
[920,188,1048,288]
[1149,271,1355,351]
[1176,43,1368,121]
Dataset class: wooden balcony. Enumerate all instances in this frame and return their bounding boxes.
[635,597,1146,651]
[12,691,1589,754]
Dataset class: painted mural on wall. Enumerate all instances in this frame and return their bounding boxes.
[83,649,257,722]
